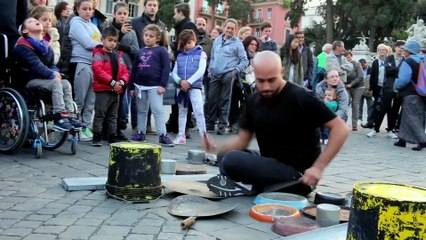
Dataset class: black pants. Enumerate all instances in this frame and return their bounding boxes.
[219,150,313,196]
[373,90,401,132]
[367,87,382,125]
[93,91,119,135]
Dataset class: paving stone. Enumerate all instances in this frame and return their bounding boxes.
[89,235,124,240]
[33,225,67,234]
[25,214,53,221]
[74,218,104,227]
[44,217,77,226]
[12,220,43,228]
[136,218,164,227]
[36,207,64,215]
[0,211,32,220]
[0,202,16,210]
[59,226,97,239]
[75,199,104,207]
[156,232,184,240]
[1,228,33,237]
[0,219,19,229]
[83,212,112,220]
[211,225,277,240]
[96,226,131,236]
[125,234,155,240]
[22,234,57,240]
[161,220,184,233]
[131,225,161,235]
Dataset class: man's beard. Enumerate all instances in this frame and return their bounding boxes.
[259,90,278,102]
[198,29,205,34]
[146,12,155,18]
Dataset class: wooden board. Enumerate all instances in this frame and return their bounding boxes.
[175,163,207,175]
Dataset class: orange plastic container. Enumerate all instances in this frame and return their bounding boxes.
[249,204,301,223]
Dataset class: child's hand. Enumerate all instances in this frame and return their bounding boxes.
[157,86,165,95]
[113,82,122,92]
[129,90,135,97]
[180,80,190,91]
[53,71,62,81]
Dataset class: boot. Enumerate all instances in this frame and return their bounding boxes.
[393,139,406,147]
[92,132,102,147]
[412,143,426,151]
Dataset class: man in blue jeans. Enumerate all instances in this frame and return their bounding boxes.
[202,51,349,197]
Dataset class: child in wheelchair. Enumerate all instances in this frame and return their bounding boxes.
[13,17,83,131]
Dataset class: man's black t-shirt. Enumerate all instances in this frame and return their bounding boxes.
[239,82,337,172]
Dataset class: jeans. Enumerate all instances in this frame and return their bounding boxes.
[207,71,234,128]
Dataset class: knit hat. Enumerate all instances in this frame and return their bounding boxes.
[403,39,421,54]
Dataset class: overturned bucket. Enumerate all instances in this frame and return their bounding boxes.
[347,182,426,240]
[106,143,162,202]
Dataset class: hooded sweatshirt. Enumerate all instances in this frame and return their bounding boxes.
[69,16,101,64]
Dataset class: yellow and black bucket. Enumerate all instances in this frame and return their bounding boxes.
[347,182,426,240]
[106,142,162,203]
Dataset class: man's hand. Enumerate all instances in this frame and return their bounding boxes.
[345,83,352,89]
[302,166,323,186]
[157,86,165,94]
[231,70,238,79]
[129,90,135,97]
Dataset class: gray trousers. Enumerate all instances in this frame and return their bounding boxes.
[26,78,73,114]
[348,87,364,127]
[135,88,167,136]
[74,63,95,127]
[206,71,234,128]
[92,91,119,135]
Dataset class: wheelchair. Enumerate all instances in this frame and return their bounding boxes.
[0,34,79,158]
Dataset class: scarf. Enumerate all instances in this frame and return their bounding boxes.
[26,37,49,56]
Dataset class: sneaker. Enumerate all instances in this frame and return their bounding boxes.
[80,129,93,141]
[116,130,128,141]
[131,131,146,142]
[207,174,254,197]
[206,124,215,132]
[323,139,329,145]
[217,126,226,135]
[173,135,186,145]
[394,139,406,147]
[92,132,102,147]
[69,118,86,129]
[159,134,174,147]
[386,131,398,139]
[366,130,377,138]
[361,123,374,129]
[108,135,121,144]
[53,118,74,131]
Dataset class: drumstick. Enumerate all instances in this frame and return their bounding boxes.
[181,216,197,229]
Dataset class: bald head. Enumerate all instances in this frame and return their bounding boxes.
[196,17,207,33]
[253,51,285,100]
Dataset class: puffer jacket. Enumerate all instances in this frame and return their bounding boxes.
[92,45,129,94]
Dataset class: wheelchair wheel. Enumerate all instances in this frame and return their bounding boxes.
[34,114,68,151]
[33,139,42,159]
[0,88,30,153]
[71,139,77,155]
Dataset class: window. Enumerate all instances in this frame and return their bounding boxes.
[128,0,139,18]
[256,9,262,19]
[267,8,272,19]
[255,27,260,38]
[216,20,223,27]
[106,0,114,14]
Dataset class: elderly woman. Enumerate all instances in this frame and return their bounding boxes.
[316,70,349,122]
[394,40,426,151]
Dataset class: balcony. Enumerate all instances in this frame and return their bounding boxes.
[199,7,227,19]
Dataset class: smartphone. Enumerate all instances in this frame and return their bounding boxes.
[126,20,132,26]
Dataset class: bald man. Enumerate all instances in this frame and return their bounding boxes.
[202,51,349,197]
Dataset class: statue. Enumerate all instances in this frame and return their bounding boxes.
[353,36,369,52]
[406,19,426,42]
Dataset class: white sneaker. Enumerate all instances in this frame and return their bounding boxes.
[366,130,377,138]
[386,131,398,139]
[357,120,362,126]
[79,129,93,141]
[173,135,186,145]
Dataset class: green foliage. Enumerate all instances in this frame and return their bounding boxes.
[303,21,326,55]
[227,0,251,24]
[286,0,306,28]
[282,0,291,9]
[157,0,182,30]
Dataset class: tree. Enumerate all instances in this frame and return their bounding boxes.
[227,0,251,25]
[325,0,333,43]
[286,0,306,28]
[304,21,326,55]
[157,0,182,31]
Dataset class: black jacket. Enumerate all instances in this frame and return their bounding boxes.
[131,13,166,48]
[171,18,199,57]
[0,0,27,52]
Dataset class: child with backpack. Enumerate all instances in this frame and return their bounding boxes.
[171,29,207,144]
[129,24,174,147]
[91,27,129,146]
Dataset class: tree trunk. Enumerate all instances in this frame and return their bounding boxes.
[369,25,376,51]
[326,0,333,43]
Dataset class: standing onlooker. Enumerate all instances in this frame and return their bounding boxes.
[321,87,339,144]
[259,22,277,52]
[129,24,174,147]
[358,58,373,124]
[312,43,332,90]
[69,0,102,141]
[210,26,223,41]
[0,0,27,55]
[279,34,303,86]
[326,40,353,85]
[171,30,207,144]
[54,1,71,45]
[241,35,261,92]
[344,51,364,131]
[237,26,252,41]
[316,70,349,122]
[131,0,166,134]
[30,6,60,65]
[295,31,314,88]
[394,39,426,151]
[91,27,129,146]
[29,0,48,13]
[195,17,213,115]
[206,18,249,135]
[109,2,139,140]
[363,43,390,130]
[167,2,199,135]
[366,41,405,138]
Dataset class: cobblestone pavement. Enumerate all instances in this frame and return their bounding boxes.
[0,122,425,240]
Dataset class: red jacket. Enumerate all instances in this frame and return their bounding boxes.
[92,45,129,93]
